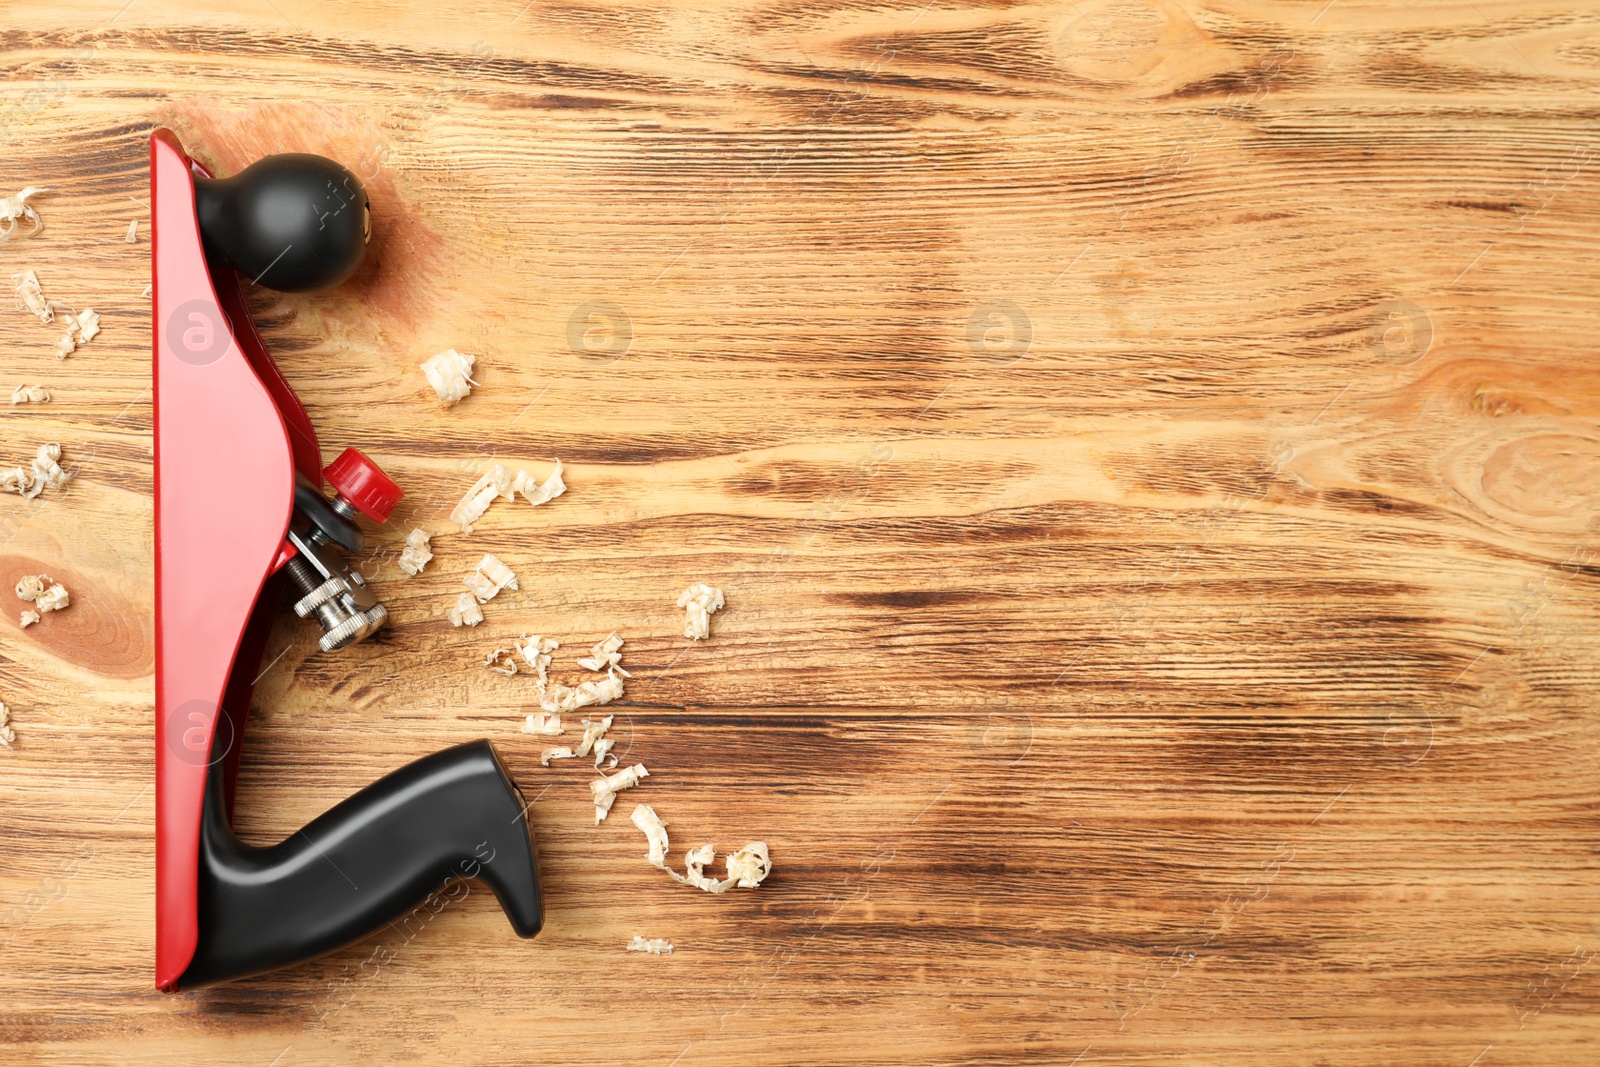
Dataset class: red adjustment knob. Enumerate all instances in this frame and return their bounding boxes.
[323,447,403,524]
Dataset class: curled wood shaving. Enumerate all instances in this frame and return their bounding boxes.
[397,527,432,576]
[540,746,575,766]
[447,591,484,627]
[19,610,39,628]
[420,348,477,405]
[573,714,613,758]
[591,763,648,823]
[32,444,69,491]
[724,843,772,889]
[631,803,670,866]
[34,583,68,614]
[627,936,673,955]
[11,385,49,404]
[628,804,772,894]
[592,737,615,767]
[54,309,98,359]
[464,553,518,602]
[14,270,52,323]
[677,583,725,640]
[485,648,519,676]
[522,711,562,736]
[0,187,47,241]
[540,673,623,715]
[0,701,13,748]
[15,575,47,602]
[577,630,631,677]
[125,219,138,243]
[450,464,512,533]
[510,460,566,507]
[516,634,558,685]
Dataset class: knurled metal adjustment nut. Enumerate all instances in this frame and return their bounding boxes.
[294,577,348,618]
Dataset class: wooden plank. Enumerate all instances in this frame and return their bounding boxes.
[2,0,1598,1063]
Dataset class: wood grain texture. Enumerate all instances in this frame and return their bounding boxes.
[2,0,1599,1063]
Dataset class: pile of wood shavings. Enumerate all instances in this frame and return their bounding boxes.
[627,936,673,955]
[16,573,68,626]
[1,444,71,499]
[630,804,771,895]
[11,385,49,404]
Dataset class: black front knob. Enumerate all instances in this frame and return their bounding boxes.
[195,153,370,292]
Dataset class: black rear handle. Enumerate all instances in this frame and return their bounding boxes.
[179,738,543,989]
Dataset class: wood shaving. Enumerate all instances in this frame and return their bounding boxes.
[125,219,138,243]
[450,464,512,533]
[464,553,518,603]
[0,187,47,241]
[14,270,52,323]
[420,348,477,405]
[485,648,519,676]
[516,634,558,685]
[677,583,725,640]
[682,844,723,892]
[590,763,648,823]
[34,582,68,614]
[577,630,631,677]
[573,714,613,758]
[631,804,670,866]
[447,591,484,627]
[628,804,772,894]
[11,385,49,404]
[592,737,615,767]
[0,701,13,748]
[539,674,623,714]
[397,527,432,576]
[522,711,562,736]
[53,310,98,360]
[2,444,70,500]
[724,843,772,889]
[19,610,39,628]
[627,936,673,955]
[33,443,70,490]
[540,746,575,766]
[510,460,566,507]
[15,575,47,602]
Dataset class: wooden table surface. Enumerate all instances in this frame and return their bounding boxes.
[2,1,1598,1063]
